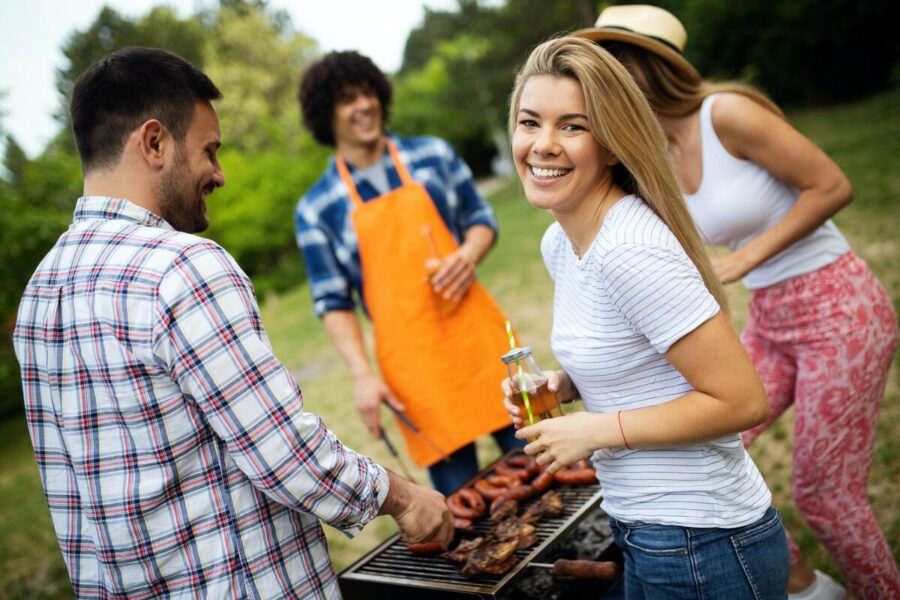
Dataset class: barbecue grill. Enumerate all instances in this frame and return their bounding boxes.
[339,453,612,599]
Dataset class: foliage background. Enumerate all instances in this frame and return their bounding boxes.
[0,1,897,596]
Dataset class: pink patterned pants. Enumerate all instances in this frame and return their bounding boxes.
[741,252,899,599]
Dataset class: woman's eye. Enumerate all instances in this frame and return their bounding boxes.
[519,119,538,128]
[563,123,586,132]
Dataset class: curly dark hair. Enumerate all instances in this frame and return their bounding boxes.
[298,50,393,147]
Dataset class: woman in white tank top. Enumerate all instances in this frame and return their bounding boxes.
[578,5,898,599]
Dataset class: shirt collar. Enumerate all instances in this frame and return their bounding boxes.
[329,132,398,176]
[73,196,174,231]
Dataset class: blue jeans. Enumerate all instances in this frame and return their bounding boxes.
[609,507,789,599]
[427,424,525,495]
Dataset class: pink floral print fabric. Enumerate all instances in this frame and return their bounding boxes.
[741,251,899,599]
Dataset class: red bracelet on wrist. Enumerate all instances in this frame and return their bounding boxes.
[617,410,632,450]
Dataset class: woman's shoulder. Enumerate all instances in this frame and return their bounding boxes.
[600,195,680,251]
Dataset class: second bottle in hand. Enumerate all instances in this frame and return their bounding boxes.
[501,346,563,427]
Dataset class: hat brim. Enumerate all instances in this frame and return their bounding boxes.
[572,27,700,82]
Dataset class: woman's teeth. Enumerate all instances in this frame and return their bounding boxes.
[531,166,569,179]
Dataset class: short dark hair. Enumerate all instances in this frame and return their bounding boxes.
[298,51,393,147]
[70,47,221,172]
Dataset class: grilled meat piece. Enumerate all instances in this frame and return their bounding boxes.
[461,539,519,578]
[489,497,519,522]
[479,554,518,575]
[492,517,538,550]
[521,490,564,523]
[442,536,486,563]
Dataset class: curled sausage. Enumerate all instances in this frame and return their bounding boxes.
[474,474,522,500]
[530,471,554,493]
[494,452,538,480]
[553,460,596,486]
[489,483,535,518]
[447,487,486,520]
[406,541,444,555]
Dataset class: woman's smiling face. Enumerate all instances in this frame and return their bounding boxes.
[512,75,618,214]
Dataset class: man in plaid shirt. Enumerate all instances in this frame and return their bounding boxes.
[13,47,452,599]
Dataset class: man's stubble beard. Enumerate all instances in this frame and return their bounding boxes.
[157,144,209,234]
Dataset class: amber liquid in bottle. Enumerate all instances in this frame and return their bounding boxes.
[511,379,563,425]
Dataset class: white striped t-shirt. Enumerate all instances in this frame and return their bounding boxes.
[542,194,771,528]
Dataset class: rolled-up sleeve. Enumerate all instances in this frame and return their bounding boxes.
[295,199,356,317]
[152,241,387,536]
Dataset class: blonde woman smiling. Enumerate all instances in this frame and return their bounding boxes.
[504,37,788,598]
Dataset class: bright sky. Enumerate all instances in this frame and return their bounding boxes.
[0,0,461,157]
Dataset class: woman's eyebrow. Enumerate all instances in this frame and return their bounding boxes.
[518,108,588,121]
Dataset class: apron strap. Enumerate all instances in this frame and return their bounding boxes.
[335,139,415,209]
[334,154,365,209]
[385,140,415,187]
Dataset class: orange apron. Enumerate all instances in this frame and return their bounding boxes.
[336,141,512,467]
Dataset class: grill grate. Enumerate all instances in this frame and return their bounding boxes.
[339,464,603,599]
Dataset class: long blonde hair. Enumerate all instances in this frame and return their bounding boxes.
[509,36,728,312]
[603,41,783,118]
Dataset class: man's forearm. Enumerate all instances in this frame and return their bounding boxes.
[322,310,372,379]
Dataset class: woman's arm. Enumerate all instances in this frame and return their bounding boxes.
[708,94,852,283]
[518,312,768,471]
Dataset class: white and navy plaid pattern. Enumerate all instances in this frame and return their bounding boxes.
[295,134,498,317]
[14,196,389,599]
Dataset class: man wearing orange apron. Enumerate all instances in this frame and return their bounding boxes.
[295,51,521,494]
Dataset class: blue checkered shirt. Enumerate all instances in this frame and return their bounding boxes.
[14,196,389,599]
[295,134,498,317]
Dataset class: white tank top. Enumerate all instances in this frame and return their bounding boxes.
[684,94,849,289]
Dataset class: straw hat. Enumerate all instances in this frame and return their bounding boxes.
[573,4,700,81]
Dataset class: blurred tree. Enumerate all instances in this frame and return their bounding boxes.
[199,0,318,154]
[0,143,82,416]
[680,0,900,105]
[55,6,207,137]
[396,0,585,174]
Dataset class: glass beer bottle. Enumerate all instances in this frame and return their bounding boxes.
[501,346,563,427]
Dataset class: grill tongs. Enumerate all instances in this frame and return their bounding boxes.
[527,558,622,580]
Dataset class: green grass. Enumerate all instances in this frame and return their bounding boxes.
[1,90,897,596]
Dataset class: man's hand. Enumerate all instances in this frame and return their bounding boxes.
[353,373,403,438]
[379,472,454,547]
[426,245,478,305]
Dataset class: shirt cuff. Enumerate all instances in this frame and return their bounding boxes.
[337,461,391,539]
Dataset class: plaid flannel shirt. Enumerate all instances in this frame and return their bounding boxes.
[295,134,498,317]
[14,196,388,599]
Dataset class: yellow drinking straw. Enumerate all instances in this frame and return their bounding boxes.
[505,320,535,426]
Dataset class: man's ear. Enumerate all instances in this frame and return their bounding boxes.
[137,119,169,169]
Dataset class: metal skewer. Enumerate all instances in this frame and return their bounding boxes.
[383,401,451,464]
[380,427,417,483]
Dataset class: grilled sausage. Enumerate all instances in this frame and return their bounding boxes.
[406,541,445,555]
[553,559,622,580]
[494,452,538,480]
[553,460,596,486]
[447,487,487,520]
[474,474,523,500]
[530,471,555,493]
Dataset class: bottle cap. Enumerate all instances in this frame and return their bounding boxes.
[501,346,532,364]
